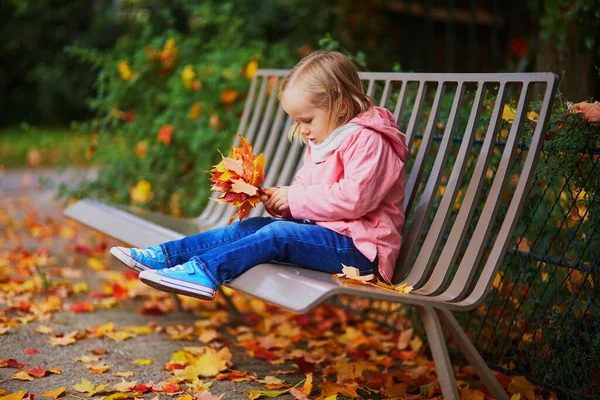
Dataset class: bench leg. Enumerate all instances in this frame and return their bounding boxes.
[436,307,510,400]
[218,287,241,317]
[171,289,241,316]
[420,305,460,399]
[172,294,184,312]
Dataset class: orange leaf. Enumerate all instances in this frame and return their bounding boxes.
[298,373,313,395]
[41,387,66,398]
[396,328,413,350]
[319,381,359,398]
[230,179,259,196]
[26,367,47,378]
[0,391,26,400]
[221,157,244,176]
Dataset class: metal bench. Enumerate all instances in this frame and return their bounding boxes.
[65,69,557,399]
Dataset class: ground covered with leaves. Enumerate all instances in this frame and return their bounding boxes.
[0,188,557,399]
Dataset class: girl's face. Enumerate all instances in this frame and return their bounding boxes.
[281,84,332,144]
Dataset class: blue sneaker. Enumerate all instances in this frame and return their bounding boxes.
[138,260,217,300]
[109,245,167,272]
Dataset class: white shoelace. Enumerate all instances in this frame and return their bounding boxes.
[135,248,157,258]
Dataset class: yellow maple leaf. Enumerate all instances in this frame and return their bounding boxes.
[198,329,219,344]
[0,391,25,400]
[35,325,54,335]
[88,362,111,374]
[113,371,134,378]
[72,282,89,294]
[12,371,34,381]
[87,257,106,271]
[395,282,414,294]
[106,331,134,342]
[41,387,66,399]
[112,379,137,391]
[508,376,535,400]
[72,377,107,396]
[126,325,153,335]
[74,355,100,363]
[193,348,228,377]
[133,358,153,365]
[106,394,134,400]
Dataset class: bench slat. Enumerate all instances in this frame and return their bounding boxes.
[64,199,187,247]
[406,82,484,288]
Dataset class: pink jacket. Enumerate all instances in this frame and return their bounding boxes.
[287,106,407,283]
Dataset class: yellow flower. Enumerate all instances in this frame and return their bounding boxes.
[527,111,539,122]
[117,61,136,81]
[220,88,239,105]
[159,38,178,74]
[189,102,202,121]
[245,60,258,79]
[136,141,148,159]
[130,180,152,204]
[181,65,195,89]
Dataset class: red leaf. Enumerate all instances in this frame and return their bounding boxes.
[253,347,280,361]
[26,367,47,378]
[1,358,29,368]
[294,357,314,374]
[24,349,39,355]
[71,302,94,313]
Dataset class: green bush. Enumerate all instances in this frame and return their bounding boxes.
[65,1,295,216]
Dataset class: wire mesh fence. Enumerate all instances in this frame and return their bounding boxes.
[334,78,600,398]
[464,140,600,399]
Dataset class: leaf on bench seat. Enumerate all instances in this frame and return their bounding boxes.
[335,265,414,294]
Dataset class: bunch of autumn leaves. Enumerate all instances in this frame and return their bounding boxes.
[209,136,265,224]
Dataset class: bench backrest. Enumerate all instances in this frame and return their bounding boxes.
[197,70,557,308]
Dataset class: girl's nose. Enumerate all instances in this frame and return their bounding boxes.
[301,126,310,134]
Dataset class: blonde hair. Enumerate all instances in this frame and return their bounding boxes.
[279,51,373,142]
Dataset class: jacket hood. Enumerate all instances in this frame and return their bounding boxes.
[350,106,408,162]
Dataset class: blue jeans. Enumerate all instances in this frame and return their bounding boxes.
[159,217,376,286]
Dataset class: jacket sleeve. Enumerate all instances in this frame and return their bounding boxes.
[287,133,402,222]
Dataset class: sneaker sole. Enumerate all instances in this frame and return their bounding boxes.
[139,273,216,301]
[109,247,148,272]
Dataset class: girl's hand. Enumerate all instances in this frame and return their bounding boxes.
[259,187,273,203]
[265,186,289,214]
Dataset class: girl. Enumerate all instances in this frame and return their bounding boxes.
[110,51,408,300]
